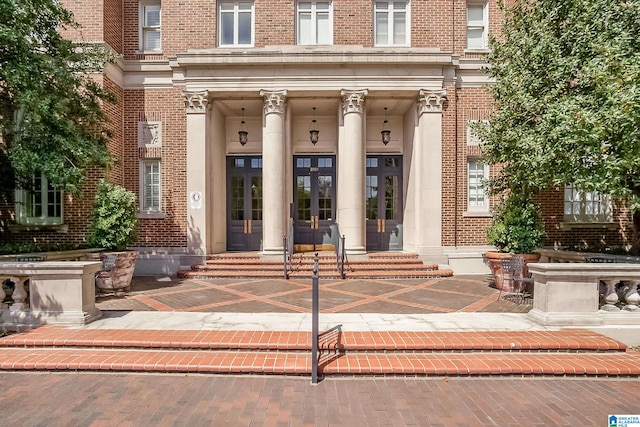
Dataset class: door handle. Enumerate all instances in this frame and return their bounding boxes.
[377,219,381,233]
[381,219,386,233]
[243,220,248,234]
[248,219,252,234]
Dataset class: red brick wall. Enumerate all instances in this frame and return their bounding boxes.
[334,1,373,46]
[61,0,104,43]
[255,0,295,47]
[104,0,123,53]
[122,89,188,247]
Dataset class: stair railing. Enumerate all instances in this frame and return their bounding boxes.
[283,221,294,279]
[331,224,347,279]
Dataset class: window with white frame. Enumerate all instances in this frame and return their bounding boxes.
[140,1,161,52]
[466,2,488,50]
[297,1,332,45]
[564,184,612,223]
[141,161,161,212]
[467,160,489,212]
[374,1,409,46]
[15,174,63,225]
[219,1,254,47]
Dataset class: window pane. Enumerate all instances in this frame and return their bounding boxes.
[239,2,252,10]
[298,12,312,44]
[317,13,330,44]
[467,29,483,49]
[144,6,161,26]
[467,5,484,26]
[393,2,406,10]
[238,11,252,44]
[393,12,406,44]
[316,2,329,10]
[221,12,235,45]
[376,12,389,44]
[145,30,161,50]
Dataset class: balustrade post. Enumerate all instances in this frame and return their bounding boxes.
[624,280,640,311]
[0,279,7,310]
[9,276,29,311]
[601,279,620,312]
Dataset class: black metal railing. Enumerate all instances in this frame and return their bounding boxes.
[283,221,294,279]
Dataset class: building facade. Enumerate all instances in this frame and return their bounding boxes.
[0,0,633,274]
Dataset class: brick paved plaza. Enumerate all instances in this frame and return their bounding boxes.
[0,372,636,426]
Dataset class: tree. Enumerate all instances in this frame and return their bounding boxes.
[0,0,115,199]
[477,0,640,247]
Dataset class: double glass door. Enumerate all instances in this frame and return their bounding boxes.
[227,156,263,251]
[366,155,403,251]
[293,156,336,251]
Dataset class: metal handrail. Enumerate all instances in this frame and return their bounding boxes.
[283,221,294,279]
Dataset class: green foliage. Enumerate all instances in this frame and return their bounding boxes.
[0,242,89,256]
[0,0,116,199]
[486,195,544,254]
[87,180,138,251]
[479,0,640,205]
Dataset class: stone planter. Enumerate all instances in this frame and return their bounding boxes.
[87,250,139,295]
[485,251,541,291]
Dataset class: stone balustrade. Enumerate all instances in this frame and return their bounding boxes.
[0,261,102,330]
[527,263,640,327]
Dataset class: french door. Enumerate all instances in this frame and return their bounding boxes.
[293,156,336,251]
[226,156,263,251]
[366,155,403,251]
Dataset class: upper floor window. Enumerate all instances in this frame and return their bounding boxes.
[297,1,332,45]
[564,184,612,223]
[219,1,254,47]
[15,174,63,225]
[466,2,488,50]
[467,160,489,213]
[140,1,161,52]
[374,1,409,47]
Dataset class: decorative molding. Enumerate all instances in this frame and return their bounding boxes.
[340,89,368,115]
[138,121,162,148]
[260,89,288,115]
[418,89,447,114]
[182,90,209,113]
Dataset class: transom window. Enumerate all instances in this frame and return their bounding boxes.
[564,184,612,223]
[467,160,489,212]
[140,2,161,52]
[219,1,254,47]
[297,1,332,45]
[15,174,63,225]
[374,1,409,46]
[466,2,488,50]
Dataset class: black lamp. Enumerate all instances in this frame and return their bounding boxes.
[381,107,391,145]
[238,108,248,146]
[309,107,319,145]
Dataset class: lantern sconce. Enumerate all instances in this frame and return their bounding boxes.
[238,107,248,146]
[381,107,391,145]
[309,107,319,145]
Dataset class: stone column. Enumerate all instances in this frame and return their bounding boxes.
[260,89,288,255]
[183,90,209,255]
[338,89,368,255]
[416,89,446,260]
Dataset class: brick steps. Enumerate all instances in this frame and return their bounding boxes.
[0,327,637,377]
[177,252,453,279]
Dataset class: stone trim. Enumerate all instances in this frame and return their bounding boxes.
[340,89,368,115]
[260,89,288,115]
[418,89,447,114]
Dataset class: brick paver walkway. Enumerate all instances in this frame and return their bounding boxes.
[0,372,636,426]
[96,275,532,314]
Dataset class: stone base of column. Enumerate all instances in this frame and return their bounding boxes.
[261,247,284,258]
[345,246,367,256]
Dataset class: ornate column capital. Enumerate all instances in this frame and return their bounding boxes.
[418,89,447,114]
[341,89,368,115]
[260,89,288,115]
[182,90,209,114]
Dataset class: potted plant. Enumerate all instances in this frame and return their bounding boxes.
[87,179,139,295]
[485,194,544,290]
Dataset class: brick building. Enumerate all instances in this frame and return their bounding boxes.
[0,0,632,274]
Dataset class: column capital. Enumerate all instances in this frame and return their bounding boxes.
[260,89,288,115]
[182,90,209,114]
[418,89,447,114]
[341,89,368,115]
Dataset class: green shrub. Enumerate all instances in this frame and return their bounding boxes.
[486,194,544,254]
[87,179,138,251]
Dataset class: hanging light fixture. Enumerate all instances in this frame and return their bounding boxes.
[309,107,319,145]
[381,107,391,145]
[238,107,248,146]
